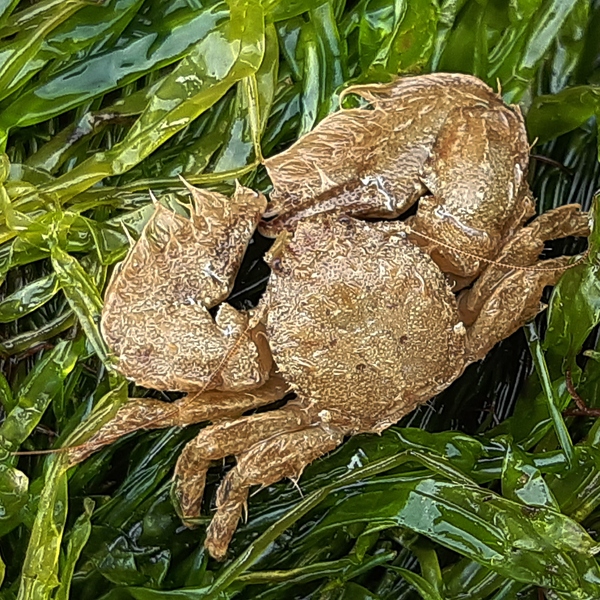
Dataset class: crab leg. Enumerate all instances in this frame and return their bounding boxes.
[205,423,344,560]
[458,204,589,328]
[68,374,289,464]
[172,402,316,531]
[464,255,576,363]
[462,205,589,362]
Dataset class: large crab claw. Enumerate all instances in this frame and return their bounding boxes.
[101,182,271,392]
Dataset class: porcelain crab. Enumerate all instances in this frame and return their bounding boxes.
[70,73,589,560]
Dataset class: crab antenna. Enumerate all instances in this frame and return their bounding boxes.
[406,226,588,273]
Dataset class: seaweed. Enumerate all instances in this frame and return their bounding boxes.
[0,0,599,599]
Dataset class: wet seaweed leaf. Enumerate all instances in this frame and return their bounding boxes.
[314,479,600,598]
[264,0,326,22]
[386,566,443,600]
[436,0,488,78]
[0,274,59,323]
[0,372,12,412]
[32,0,266,203]
[429,0,468,71]
[501,440,559,509]
[0,0,19,26]
[494,0,586,102]
[50,248,108,365]
[18,378,127,600]
[385,0,439,74]
[0,1,599,599]
[526,322,575,465]
[0,310,77,357]
[0,0,144,108]
[0,0,85,112]
[0,4,229,136]
[528,87,600,154]
[296,3,347,135]
[17,455,69,600]
[548,0,590,93]
[0,339,81,455]
[55,498,94,600]
[544,194,600,369]
[358,0,408,73]
[0,463,28,538]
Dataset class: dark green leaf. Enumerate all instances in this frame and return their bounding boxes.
[527,87,600,150]
[55,498,95,600]
[0,339,81,455]
[0,274,59,323]
[544,194,600,367]
[386,566,442,600]
[0,4,229,134]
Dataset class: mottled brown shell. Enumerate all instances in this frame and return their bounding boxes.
[263,215,467,432]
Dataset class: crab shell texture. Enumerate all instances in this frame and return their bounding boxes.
[77,73,589,561]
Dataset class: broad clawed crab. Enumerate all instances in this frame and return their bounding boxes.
[69,73,589,560]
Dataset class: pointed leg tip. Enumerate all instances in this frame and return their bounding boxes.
[205,539,228,562]
[172,458,211,522]
[204,500,244,561]
[204,524,234,562]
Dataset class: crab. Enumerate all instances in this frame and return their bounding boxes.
[69,73,589,560]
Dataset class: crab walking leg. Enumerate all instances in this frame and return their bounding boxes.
[464,256,574,363]
[173,403,314,526]
[101,183,272,392]
[205,423,345,560]
[68,375,289,464]
[458,205,589,327]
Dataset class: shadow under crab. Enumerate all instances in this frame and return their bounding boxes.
[69,73,589,560]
